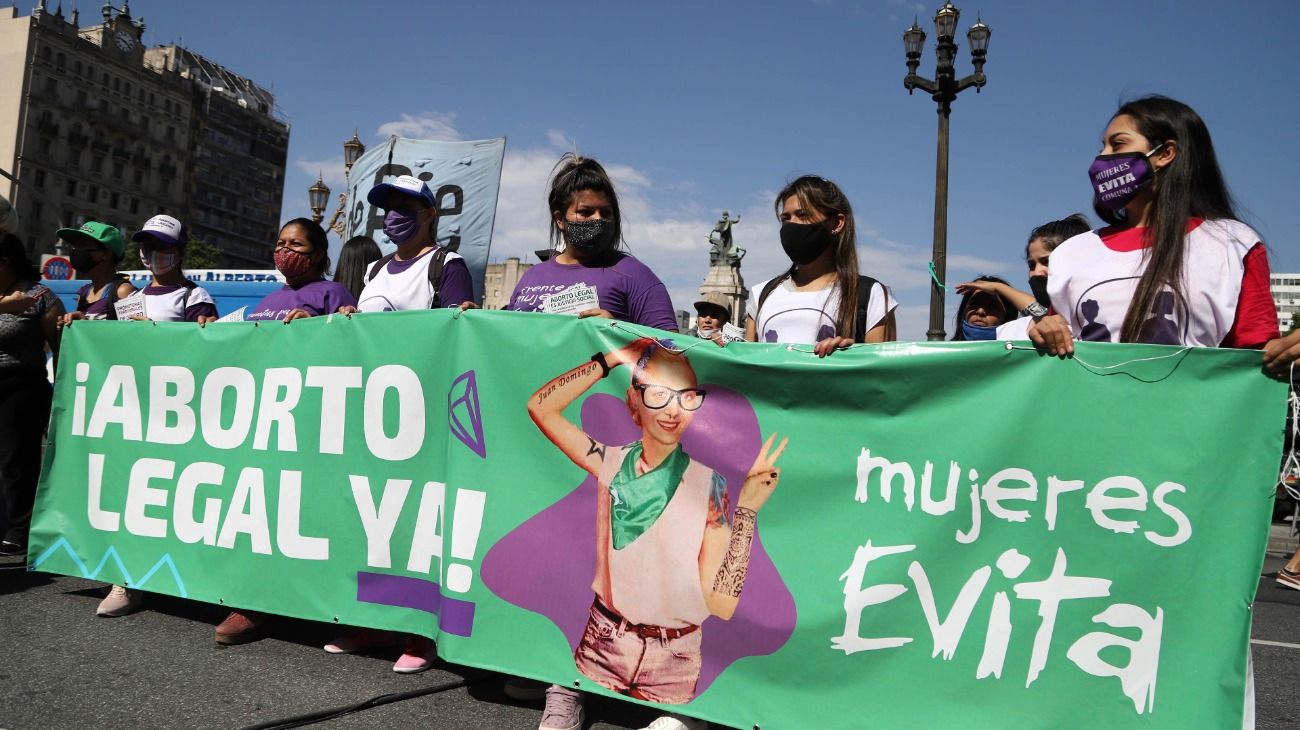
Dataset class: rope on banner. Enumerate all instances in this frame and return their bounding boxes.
[1004,342,1193,383]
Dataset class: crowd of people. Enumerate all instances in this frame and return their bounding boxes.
[2,93,1300,730]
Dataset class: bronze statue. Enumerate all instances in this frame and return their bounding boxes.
[708,211,745,267]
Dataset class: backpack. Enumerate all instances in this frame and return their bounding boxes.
[366,247,450,309]
[82,275,130,320]
[756,273,879,343]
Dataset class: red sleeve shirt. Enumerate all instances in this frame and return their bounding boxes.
[1222,243,1279,348]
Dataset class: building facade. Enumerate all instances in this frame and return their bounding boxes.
[1272,272,1300,334]
[482,256,533,309]
[0,2,288,268]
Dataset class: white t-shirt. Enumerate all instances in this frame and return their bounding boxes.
[749,276,896,344]
[141,284,216,322]
[356,248,465,313]
[1047,219,1258,347]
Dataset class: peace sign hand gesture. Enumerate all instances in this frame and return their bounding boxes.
[737,433,788,513]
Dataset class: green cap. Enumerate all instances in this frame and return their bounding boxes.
[56,221,125,259]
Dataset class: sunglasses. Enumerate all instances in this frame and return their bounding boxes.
[634,383,707,412]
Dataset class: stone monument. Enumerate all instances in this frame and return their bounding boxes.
[698,211,747,323]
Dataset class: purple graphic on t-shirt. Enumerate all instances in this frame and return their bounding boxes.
[247,279,357,321]
[506,253,679,331]
[448,370,486,458]
[481,386,796,698]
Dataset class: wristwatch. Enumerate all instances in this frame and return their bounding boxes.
[1021,302,1049,320]
[591,352,612,378]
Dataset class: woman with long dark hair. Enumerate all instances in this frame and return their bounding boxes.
[1030,96,1278,354]
[745,176,896,356]
[333,235,382,301]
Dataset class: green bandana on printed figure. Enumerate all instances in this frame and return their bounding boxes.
[609,443,690,549]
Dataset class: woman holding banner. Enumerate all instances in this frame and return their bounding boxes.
[744,175,896,356]
[245,219,355,322]
[0,233,63,558]
[502,155,685,730]
[504,154,678,331]
[56,221,136,324]
[1027,96,1278,354]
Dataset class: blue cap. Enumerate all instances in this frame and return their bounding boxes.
[367,175,436,209]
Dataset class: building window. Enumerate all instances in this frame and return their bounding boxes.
[110,192,120,209]
[88,185,99,203]
[39,137,52,154]
[65,179,76,197]
[31,202,43,221]
[133,169,144,185]
[92,156,104,174]
[76,89,86,105]
[130,198,140,215]
[44,77,57,94]
[56,52,65,68]
[34,170,45,189]
[113,162,124,179]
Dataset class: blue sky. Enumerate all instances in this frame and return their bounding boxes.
[88,0,1300,337]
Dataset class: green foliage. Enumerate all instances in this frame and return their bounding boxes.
[1290,310,1299,334]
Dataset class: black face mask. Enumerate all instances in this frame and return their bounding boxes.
[1029,275,1051,309]
[779,222,835,265]
[563,219,617,256]
[70,249,99,274]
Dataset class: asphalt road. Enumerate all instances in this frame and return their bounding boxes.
[5,551,1300,729]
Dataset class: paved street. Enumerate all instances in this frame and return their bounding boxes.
[5,534,1300,729]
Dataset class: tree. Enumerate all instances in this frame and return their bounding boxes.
[122,234,224,270]
[1290,310,1299,334]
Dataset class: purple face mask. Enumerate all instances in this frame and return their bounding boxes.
[1088,143,1164,210]
[383,208,423,245]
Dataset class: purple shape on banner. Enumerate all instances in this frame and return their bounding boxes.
[481,386,796,699]
[356,571,476,637]
[449,370,487,458]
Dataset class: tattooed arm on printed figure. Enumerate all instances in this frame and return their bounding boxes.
[527,336,658,476]
[699,433,788,620]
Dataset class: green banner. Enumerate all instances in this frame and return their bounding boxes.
[31,311,1286,729]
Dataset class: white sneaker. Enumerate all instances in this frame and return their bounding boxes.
[96,584,145,617]
[641,715,709,730]
[539,685,584,730]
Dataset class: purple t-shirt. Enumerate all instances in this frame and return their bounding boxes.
[247,279,358,321]
[506,253,678,331]
[75,279,131,319]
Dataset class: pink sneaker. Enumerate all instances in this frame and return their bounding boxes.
[323,628,395,654]
[392,634,436,673]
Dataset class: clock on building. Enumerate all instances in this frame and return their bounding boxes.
[114,30,136,52]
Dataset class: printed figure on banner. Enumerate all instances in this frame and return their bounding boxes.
[492,336,793,704]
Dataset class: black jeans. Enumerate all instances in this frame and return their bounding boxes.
[0,370,53,546]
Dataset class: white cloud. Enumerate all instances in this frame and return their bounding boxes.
[376,112,464,142]
[294,156,347,187]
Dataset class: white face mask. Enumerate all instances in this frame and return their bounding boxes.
[697,327,717,339]
[140,248,179,276]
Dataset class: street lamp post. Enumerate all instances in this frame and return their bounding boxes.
[305,131,367,236]
[903,2,990,341]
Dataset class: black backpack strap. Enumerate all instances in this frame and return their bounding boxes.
[427,247,450,309]
[754,271,792,328]
[104,275,128,320]
[179,278,199,312]
[853,275,879,343]
[367,253,397,284]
